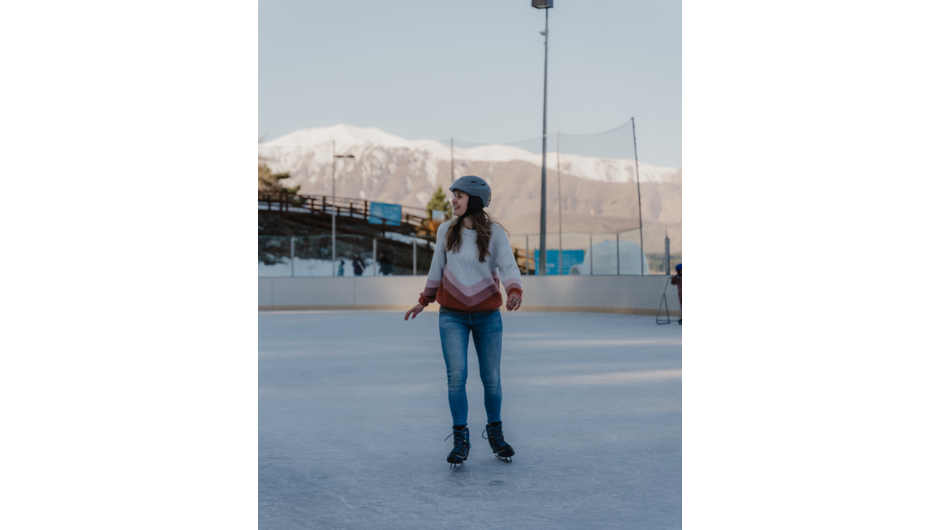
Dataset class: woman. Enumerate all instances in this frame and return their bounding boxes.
[404,176,523,467]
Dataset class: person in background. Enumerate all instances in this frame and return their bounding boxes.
[338,258,345,277]
[353,254,365,276]
[671,263,682,323]
[378,251,393,276]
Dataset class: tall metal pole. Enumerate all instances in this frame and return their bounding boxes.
[589,232,593,276]
[616,233,620,275]
[632,117,644,275]
[538,8,549,276]
[332,140,336,276]
[556,129,562,275]
[665,232,671,276]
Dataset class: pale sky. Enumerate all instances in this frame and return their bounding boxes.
[260,0,681,166]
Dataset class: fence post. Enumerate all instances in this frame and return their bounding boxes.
[589,233,593,276]
[290,236,295,278]
[616,232,620,276]
[525,235,529,275]
[373,238,377,276]
[330,211,336,276]
[413,239,417,276]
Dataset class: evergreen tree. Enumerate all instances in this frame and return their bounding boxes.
[258,163,299,196]
[425,185,452,219]
[259,138,299,196]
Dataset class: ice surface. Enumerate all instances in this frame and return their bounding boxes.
[259,310,681,529]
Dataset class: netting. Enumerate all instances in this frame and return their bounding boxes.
[258,234,436,278]
[260,119,680,278]
[446,120,681,275]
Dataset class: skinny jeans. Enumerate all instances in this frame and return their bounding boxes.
[438,309,503,427]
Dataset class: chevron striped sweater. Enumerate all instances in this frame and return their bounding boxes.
[418,220,523,312]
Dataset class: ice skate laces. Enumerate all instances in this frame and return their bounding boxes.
[445,428,470,451]
[482,423,509,451]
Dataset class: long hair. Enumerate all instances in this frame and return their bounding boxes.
[445,210,509,263]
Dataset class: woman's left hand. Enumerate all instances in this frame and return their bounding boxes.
[506,294,522,312]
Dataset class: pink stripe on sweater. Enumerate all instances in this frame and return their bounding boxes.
[442,266,501,298]
[441,274,501,307]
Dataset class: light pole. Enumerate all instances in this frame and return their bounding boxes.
[557,129,562,275]
[330,140,336,276]
[341,154,354,199]
[631,117,644,274]
[331,140,355,277]
[532,0,552,275]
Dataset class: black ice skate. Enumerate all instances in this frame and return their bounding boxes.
[483,421,514,462]
[445,426,471,469]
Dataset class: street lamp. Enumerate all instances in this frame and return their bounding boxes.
[340,154,354,199]
[331,140,355,276]
[532,0,552,275]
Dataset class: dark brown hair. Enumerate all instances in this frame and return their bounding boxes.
[445,210,509,263]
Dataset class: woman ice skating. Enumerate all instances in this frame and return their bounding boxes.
[404,175,523,468]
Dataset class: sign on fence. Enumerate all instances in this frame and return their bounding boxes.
[368,202,401,226]
[532,250,585,275]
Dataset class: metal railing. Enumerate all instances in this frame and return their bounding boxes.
[258,192,429,231]
[259,226,681,278]
[259,234,436,278]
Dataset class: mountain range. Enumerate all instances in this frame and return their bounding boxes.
[259,124,681,250]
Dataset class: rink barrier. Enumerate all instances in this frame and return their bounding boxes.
[259,276,681,316]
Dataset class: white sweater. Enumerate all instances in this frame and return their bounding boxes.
[418,220,523,312]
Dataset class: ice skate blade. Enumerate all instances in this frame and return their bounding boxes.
[494,454,512,463]
[447,454,468,469]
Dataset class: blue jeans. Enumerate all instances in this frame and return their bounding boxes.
[439,310,503,427]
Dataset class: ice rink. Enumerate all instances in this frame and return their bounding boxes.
[259,310,682,529]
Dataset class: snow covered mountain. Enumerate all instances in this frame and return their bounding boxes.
[258,124,681,239]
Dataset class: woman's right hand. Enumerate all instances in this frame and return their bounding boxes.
[404,303,424,321]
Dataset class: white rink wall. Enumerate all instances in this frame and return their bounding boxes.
[259,275,681,316]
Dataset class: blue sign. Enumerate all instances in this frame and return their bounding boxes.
[368,202,401,226]
[532,250,584,275]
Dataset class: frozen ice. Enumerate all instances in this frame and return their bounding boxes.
[259,310,681,529]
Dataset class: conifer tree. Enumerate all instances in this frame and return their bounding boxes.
[425,185,452,219]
